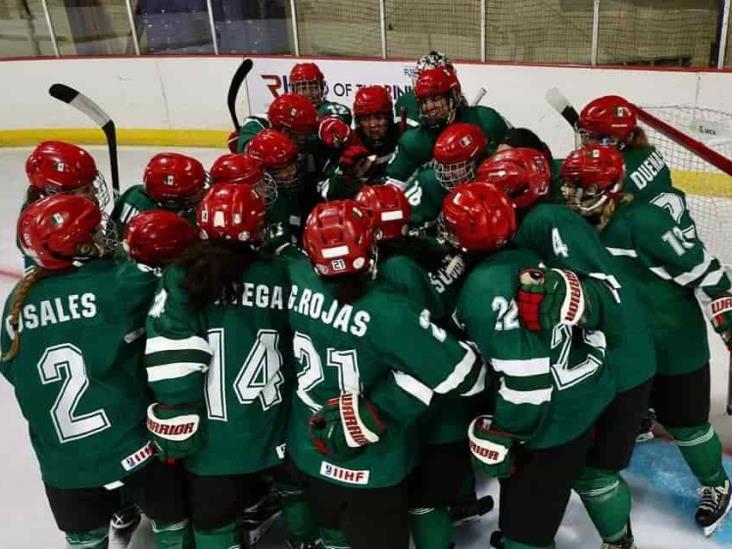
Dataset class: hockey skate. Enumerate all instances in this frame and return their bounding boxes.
[696,479,732,536]
[635,409,656,443]
[108,505,142,549]
[239,490,283,547]
[449,495,494,526]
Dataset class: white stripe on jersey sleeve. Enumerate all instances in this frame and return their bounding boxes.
[146,335,212,356]
[498,380,553,405]
[606,247,638,258]
[492,357,551,378]
[392,370,433,405]
[673,250,713,286]
[147,362,208,383]
[433,342,478,394]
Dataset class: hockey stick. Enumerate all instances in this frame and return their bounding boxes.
[227,58,253,131]
[49,83,119,193]
[471,87,487,106]
[545,87,580,129]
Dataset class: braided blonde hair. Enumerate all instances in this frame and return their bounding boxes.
[2,268,47,362]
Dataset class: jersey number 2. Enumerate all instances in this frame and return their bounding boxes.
[37,344,111,443]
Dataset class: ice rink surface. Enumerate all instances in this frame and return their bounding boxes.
[1,146,731,547]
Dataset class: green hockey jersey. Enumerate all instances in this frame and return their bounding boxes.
[111,185,196,233]
[454,249,614,449]
[0,260,159,489]
[602,190,730,375]
[285,252,482,488]
[379,245,480,444]
[144,258,292,476]
[318,100,352,125]
[622,146,673,201]
[514,203,656,392]
[394,91,420,127]
[236,116,270,152]
[385,106,509,188]
[403,167,447,232]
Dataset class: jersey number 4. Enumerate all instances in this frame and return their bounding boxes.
[205,329,285,421]
[37,344,111,443]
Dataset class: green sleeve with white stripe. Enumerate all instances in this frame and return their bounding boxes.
[144,266,211,406]
[369,296,483,397]
[236,116,270,152]
[454,252,552,440]
[633,197,731,299]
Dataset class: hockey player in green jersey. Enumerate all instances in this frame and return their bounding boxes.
[289,62,352,124]
[18,141,113,273]
[144,182,318,548]
[577,95,673,201]
[2,194,191,549]
[247,128,320,247]
[124,209,198,268]
[287,199,483,548]
[481,147,656,548]
[404,122,489,233]
[395,50,456,128]
[321,85,406,200]
[209,152,278,206]
[443,181,614,549]
[235,92,319,153]
[111,152,208,231]
[385,66,508,189]
[561,144,732,537]
[355,184,488,548]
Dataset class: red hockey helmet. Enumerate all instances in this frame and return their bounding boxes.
[560,145,625,215]
[578,95,637,146]
[25,141,110,207]
[355,184,411,241]
[143,153,208,209]
[289,63,326,105]
[246,129,300,190]
[17,194,114,270]
[476,148,551,209]
[124,209,197,267]
[210,153,276,205]
[268,93,318,136]
[440,182,516,252]
[414,66,461,127]
[433,123,488,189]
[196,183,267,243]
[303,200,375,277]
[353,86,393,118]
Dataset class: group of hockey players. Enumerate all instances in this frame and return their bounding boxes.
[3,50,732,549]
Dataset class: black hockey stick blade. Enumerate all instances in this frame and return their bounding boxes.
[545,87,580,129]
[727,352,732,415]
[49,83,119,192]
[227,58,253,130]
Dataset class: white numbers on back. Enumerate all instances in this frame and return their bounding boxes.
[404,182,423,206]
[293,331,361,412]
[552,228,569,258]
[204,328,285,421]
[37,344,111,443]
[651,192,686,223]
[492,297,520,331]
[550,325,605,390]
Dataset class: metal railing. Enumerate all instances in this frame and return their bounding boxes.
[2,0,729,68]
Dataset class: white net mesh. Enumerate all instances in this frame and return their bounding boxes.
[638,106,732,265]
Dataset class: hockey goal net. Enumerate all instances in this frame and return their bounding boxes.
[638,106,732,266]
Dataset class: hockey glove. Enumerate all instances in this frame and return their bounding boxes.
[339,144,375,180]
[468,415,515,479]
[146,403,204,462]
[318,116,352,149]
[309,393,386,457]
[709,293,732,349]
[517,268,586,332]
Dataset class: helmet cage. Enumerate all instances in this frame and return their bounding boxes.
[435,158,477,190]
[291,79,325,105]
[417,91,459,128]
[562,180,621,216]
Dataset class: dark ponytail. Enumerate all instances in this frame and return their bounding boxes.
[176,240,257,312]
